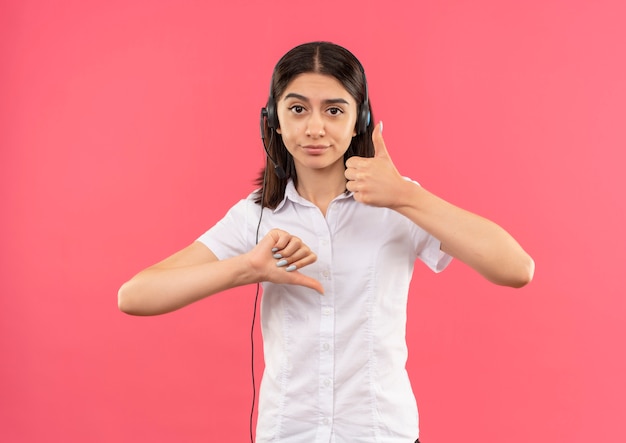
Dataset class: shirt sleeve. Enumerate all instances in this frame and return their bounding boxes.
[402,178,453,273]
[196,196,259,260]
[415,232,453,273]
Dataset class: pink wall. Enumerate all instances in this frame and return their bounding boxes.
[2,1,625,442]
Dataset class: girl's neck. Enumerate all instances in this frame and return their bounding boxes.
[295,167,347,216]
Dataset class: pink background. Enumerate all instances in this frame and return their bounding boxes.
[2,0,625,442]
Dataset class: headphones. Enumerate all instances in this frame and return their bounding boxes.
[259,67,371,178]
[261,73,370,133]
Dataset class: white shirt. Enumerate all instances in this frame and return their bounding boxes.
[198,180,451,443]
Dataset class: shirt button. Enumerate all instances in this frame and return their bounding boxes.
[323,308,331,316]
[323,417,330,425]
[324,378,331,387]
[322,343,330,351]
[322,270,330,278]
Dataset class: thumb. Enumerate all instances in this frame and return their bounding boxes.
[373,121,388,158]
[291,272,325,295]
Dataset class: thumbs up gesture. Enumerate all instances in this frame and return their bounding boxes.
[345,122,409,208]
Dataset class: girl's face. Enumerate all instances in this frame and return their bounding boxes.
[276,73,358,176]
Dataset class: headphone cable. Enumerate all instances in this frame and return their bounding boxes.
[249,283,261,443]
[250,155,270,443]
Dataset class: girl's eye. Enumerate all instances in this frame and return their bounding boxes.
[327,107,343,115]
[289,105,305,114]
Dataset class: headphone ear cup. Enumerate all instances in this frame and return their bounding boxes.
[266,96,278,129]
[357,104,371,135]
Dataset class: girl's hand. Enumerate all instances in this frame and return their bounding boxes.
[246,229,323,294]
[345,122,410,209]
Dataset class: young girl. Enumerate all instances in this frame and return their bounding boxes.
[119,41,534,443]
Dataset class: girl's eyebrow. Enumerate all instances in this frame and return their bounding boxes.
[283,92,350,105]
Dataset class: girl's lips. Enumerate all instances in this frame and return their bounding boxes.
[302,145,328,154]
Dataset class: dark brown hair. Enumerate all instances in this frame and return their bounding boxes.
[254,41,375,208]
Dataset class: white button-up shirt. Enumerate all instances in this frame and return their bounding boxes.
[198,180,451,443]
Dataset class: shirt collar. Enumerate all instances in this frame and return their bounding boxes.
[273,180,354,213]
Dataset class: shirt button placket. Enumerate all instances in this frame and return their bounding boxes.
[316,211,334,436]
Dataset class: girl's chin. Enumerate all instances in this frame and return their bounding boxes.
[296,160,345,173]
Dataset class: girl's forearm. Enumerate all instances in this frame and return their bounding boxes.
[394,181,535,287]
